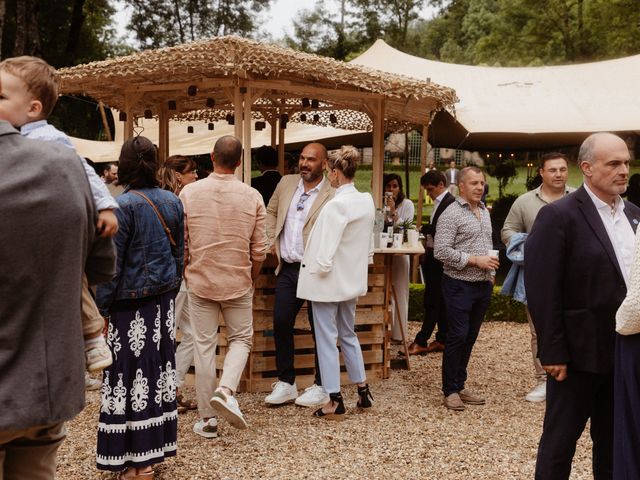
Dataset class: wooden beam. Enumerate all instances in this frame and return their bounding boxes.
[245,79,385,102]
[234,85,243,142]
[124,79,235,94]
[269,118,277,149]
[243,88,253,185]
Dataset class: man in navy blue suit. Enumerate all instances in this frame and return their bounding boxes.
[525,132,640,479]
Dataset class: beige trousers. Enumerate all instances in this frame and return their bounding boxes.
[0,423,66,480]
[526,307,547,383]
[189,289,254,419]
[81,274,104,339]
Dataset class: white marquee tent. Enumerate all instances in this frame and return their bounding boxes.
[351,40,640,150]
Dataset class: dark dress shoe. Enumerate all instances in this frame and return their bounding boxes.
[407,342,429,356]
[426,340,445,353]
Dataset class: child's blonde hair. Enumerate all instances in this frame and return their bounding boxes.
[0,56,60,118]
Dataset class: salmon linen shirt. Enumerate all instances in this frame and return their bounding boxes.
[180,172,268,301]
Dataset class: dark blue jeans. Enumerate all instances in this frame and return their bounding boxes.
[273,262,321,386]
[441,275,492,396]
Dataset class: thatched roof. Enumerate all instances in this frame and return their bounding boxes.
[59,36,457,131]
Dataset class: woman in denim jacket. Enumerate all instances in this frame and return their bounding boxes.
[96,136,183,479]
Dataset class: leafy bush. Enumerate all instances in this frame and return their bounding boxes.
[408,284,527,324]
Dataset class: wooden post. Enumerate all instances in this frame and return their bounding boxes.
[124,94,134,141]
[371,98,385,208]
[234,84,243,179]
[270,118,277,149]
[278,118,285,175]
[243,88,252,184]
[416,124,428,231]
[158,102,169,163]
[98,102,112,141]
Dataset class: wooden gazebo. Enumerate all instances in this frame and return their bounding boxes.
[59,36,457,206]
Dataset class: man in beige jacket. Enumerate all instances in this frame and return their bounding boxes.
[264,142,334,407]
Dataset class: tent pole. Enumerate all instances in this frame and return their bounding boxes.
[416,124,428,231]
[270,118,277,149]
[404,131,410,200]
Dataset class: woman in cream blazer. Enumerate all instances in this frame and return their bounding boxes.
[297,146,375,420]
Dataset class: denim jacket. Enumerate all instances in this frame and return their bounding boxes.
[97,187,183,314]
[500,232,527,304]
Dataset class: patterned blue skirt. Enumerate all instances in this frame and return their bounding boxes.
[97,290,178,472]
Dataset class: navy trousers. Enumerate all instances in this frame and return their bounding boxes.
[536,369,613,480]
[273,262,321,386]
[414,256,447,346]
[614,333,640,480]
[441,275,491,396]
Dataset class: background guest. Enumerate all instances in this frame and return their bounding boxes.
[252,145,281,206]
[408,170,455,356]
[96,136,184,478]
[383,173,415,344]
[297,145,375,420]
[159,154,199,414]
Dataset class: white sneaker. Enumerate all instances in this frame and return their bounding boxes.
[264,381,298,405]
[525,382,546,403]
[193,417,218,439]
[295,384,329,407]
[210,389,248,430]
[85,372,101,391]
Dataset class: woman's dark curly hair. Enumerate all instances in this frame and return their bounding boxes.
[118,136,159,188]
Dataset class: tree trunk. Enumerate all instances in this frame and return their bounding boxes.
[13,0,26,55]
[25,0,40,56]
[0,0,6,59]
[173,0,185,43]
[65,0,87,66]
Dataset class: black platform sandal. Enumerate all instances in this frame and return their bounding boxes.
[313,392,346,421]
[357,384,373,408]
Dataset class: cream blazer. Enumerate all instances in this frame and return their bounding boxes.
[265,174,334,274]
[297,184,375,302]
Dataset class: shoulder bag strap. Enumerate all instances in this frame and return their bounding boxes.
[130,190,177,247]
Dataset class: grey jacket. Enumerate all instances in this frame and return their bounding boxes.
[0,121,115,430]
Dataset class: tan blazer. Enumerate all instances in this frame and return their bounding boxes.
[266,174,334,274]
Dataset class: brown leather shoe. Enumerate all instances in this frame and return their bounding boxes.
[426,340,445,353]
[459,389,485,405]
[407,342,429,356]
[443,393,465,411]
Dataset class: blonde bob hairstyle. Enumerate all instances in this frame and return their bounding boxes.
[328,145,359,179]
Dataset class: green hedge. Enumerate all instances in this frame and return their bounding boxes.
[408,284,527,324]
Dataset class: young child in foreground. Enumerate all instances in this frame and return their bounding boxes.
[0,56,117,373]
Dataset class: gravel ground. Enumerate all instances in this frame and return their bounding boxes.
[57,322,593,479]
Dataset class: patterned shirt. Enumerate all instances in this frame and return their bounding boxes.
[21,120,118,211]
[434,197,494,282]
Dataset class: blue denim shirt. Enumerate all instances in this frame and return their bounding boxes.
[97,187,183,314]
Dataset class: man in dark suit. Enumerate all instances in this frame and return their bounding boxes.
[525,132,640,479]
[252,145,281,205]
[409,170,455,355]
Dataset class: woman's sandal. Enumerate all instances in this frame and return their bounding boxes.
[313,392,346,421]
[116,467,154,479]
[357,384,373,409]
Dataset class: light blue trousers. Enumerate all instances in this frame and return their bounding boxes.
[312,299,366,394]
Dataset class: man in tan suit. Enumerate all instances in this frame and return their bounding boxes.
[264,142,334,407]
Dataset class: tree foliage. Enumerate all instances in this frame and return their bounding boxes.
[126,0,271,48]
[410,0,640,65]
[1,0,130,67]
